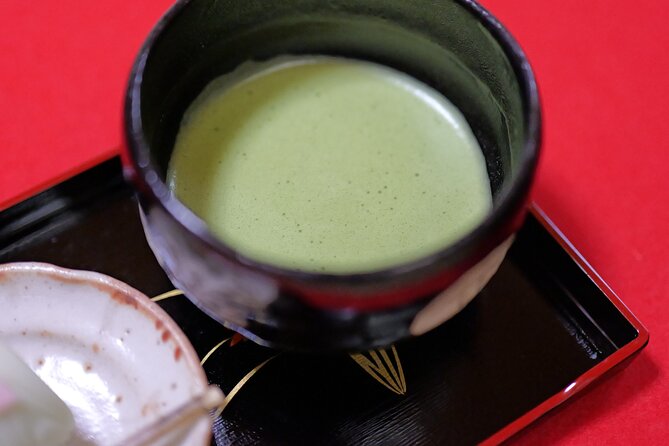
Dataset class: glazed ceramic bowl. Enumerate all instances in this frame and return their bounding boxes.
[124,0,541,351]
[0,263,211,446]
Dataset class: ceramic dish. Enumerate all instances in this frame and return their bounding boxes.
[0,263,211,446]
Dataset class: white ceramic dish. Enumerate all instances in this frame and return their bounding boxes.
[0,263,211,446]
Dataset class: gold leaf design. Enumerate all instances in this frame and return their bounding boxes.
[350,345,406,395]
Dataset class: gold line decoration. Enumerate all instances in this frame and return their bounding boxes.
[151,289,184,303]
[149,289,277,417]
[349,345,406,395]
[200,337,232,366]
[213,355,279,418]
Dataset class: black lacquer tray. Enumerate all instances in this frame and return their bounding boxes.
[0,158,648,445]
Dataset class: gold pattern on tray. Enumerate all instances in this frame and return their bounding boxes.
[151,289,280,416]
[200,337,232,366]
[350,345,406,395]
[151,289,184,302]
[152,288,407,416]
[213,355,279,418]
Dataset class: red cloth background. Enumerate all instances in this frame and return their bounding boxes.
[0,0,667,443]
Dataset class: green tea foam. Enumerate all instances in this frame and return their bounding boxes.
[168,57,492,273]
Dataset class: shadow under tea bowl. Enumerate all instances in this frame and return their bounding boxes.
[123,0,541,351]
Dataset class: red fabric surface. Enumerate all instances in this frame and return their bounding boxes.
[0,0,174,209]
[1,0,667,443]
[482,1,669,444]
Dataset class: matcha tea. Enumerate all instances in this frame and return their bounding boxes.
[168,57,492,273]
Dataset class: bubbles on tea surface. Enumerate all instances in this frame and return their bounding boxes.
[168,55,492,273]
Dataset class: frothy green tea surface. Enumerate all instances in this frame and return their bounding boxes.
[168,57,492,273]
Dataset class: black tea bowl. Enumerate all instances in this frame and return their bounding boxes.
[124,0,541,351]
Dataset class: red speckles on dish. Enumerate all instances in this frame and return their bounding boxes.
[140,402,160,417]
[110,290,139,310]
[0,263,210,427]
